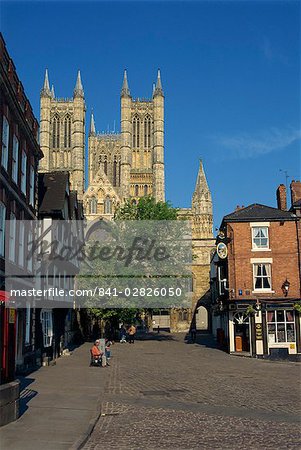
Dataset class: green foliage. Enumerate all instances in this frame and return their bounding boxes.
[86,197,178,326]
[293,302,301,313]
[114,196,178,220]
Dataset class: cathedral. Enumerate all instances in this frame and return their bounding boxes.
[39,69,215,330]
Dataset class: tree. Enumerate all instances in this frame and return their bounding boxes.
[85,198,177,328]
[114,196,178,220]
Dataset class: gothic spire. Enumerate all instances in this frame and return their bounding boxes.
[41,69,51,97]
[154,69,164,97]
[194,159,210,195]
[121,69,131,97]
[74,70,84,98]
[89,111,96,136]
[51,84,55,99]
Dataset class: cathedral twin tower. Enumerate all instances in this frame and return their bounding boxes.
[39,69,165,219]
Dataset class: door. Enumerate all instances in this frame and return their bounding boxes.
[196,306,208,330]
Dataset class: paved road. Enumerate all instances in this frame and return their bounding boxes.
[83,333,301,450]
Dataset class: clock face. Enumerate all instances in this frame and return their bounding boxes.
[217,242,228,259]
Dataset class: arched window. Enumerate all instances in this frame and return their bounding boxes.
[144,116,151,148]
[135,184,139,197]
[132,116,140,148]
[64,115,71,148]
[144,185,148,196]
[113,158,117,186]
[104,196,112,214]
[52,115,60,148]
[90,197,97,215]
[104,156,107,175]
[118,160,121,186]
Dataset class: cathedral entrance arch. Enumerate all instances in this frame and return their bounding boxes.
[196,306,208,330]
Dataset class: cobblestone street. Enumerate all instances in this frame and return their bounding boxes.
[83,333,301,450]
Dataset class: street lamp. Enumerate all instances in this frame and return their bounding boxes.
[282,279,290,297]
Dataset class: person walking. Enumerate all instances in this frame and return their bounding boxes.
[128,324,136,344]
[120,325,127,343]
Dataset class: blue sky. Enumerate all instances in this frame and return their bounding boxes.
[1,0,300,228]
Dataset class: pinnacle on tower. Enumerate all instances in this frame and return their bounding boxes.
[194,159,210,199]
[121,69,131,97]
[153,69,164,97]
[51,84,55,99]
[89,111,96,136]
[41,69,51,96]
[74,70,84,97]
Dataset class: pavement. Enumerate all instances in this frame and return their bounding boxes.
[1,332,301,450]
[0,343,109,450]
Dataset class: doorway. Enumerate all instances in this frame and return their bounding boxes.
[233,312,250,352]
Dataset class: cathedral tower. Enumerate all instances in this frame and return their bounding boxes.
[39,70,85,199]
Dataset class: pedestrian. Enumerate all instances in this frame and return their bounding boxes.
[120,325,127,343]
[190,326,197,343]
[90,339,103,366]
[157,325,160,334]
[128,324,136,344]
[105,338,112,364]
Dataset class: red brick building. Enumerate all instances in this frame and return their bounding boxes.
[0,33,43,424]
[211,182,301,359]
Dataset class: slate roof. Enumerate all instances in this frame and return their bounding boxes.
[223,203,296,222]
[38,171,69,216]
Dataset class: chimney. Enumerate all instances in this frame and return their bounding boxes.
[276,184,287,210]
[290,180,301,207]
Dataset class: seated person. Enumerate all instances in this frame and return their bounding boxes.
[90,339,103,365]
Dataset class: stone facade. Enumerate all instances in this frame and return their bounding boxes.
[84,70,165,220]
[39,70,85,199]
[39,69,215,331]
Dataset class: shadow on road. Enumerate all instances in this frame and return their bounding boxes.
[136,331,175,341]
[184,333,227,352]
[18,376,38,416]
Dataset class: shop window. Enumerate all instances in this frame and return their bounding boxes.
[41,309,53,347]
[267,310,295,343]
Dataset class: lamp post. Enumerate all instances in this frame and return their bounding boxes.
[282,279,290,297]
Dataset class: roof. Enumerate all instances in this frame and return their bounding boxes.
[38,172,69,216]
[223,203,296,222]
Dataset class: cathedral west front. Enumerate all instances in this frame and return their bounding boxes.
[39,68,215,330]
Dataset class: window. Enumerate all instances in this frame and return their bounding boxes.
[21,150,27,195]
[29,166,35,206]
[25,303,31,345]
[1,115,9,170]
[144,185,148,196]
[144,116,151,148]
[267,310,295,344]
[135,184,139,197]
[41,310,53,347]
[253,263,271,290]
[64,115,71,148]
[52,115,60,148]
[90,197,97,214]
[12,134,19,183]
[18,221,25,267]
[8,212,16,262]
[104,157,107,175]
[104,196,112,214]
[0,203,6,257]
[113,159,117,186]
[252,227,269,249]
[133,116,140,148]
[27,229,33,272]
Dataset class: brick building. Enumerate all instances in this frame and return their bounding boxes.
[210,181,301,359]
[0,33,43,424]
